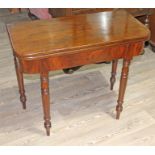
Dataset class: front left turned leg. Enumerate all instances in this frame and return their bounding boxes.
[110,59,118,90]
[116,59,131,119]
[14,55,26,109]
[40,72,51,136]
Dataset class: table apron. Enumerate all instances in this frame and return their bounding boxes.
[19,42,144,74]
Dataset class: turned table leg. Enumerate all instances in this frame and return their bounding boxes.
[116,59,130,119]
[40,72,51,136]
[13,55,26,109]
[110,59,118,90]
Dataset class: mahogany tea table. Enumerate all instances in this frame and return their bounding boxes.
[7,10,150,136]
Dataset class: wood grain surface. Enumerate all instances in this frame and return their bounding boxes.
[1,9,155,145]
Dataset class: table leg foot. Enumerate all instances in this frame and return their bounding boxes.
[116,59,130,119]
[40,72,51,136]
[110,60,118,90]
[44,121,51,136]
[20,95,26,109]
[116,104,123,119]
[14,54,27,109]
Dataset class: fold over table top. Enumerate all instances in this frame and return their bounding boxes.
[7,10,150,60]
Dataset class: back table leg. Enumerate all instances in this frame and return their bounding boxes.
[14,55,26,109]
[40,72,51,136]
[110,59,118,90]
[116,59,130,119]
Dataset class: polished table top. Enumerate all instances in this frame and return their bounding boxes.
[7,10,149,60]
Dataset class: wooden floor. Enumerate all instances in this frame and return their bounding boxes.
[1,9,155,146]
